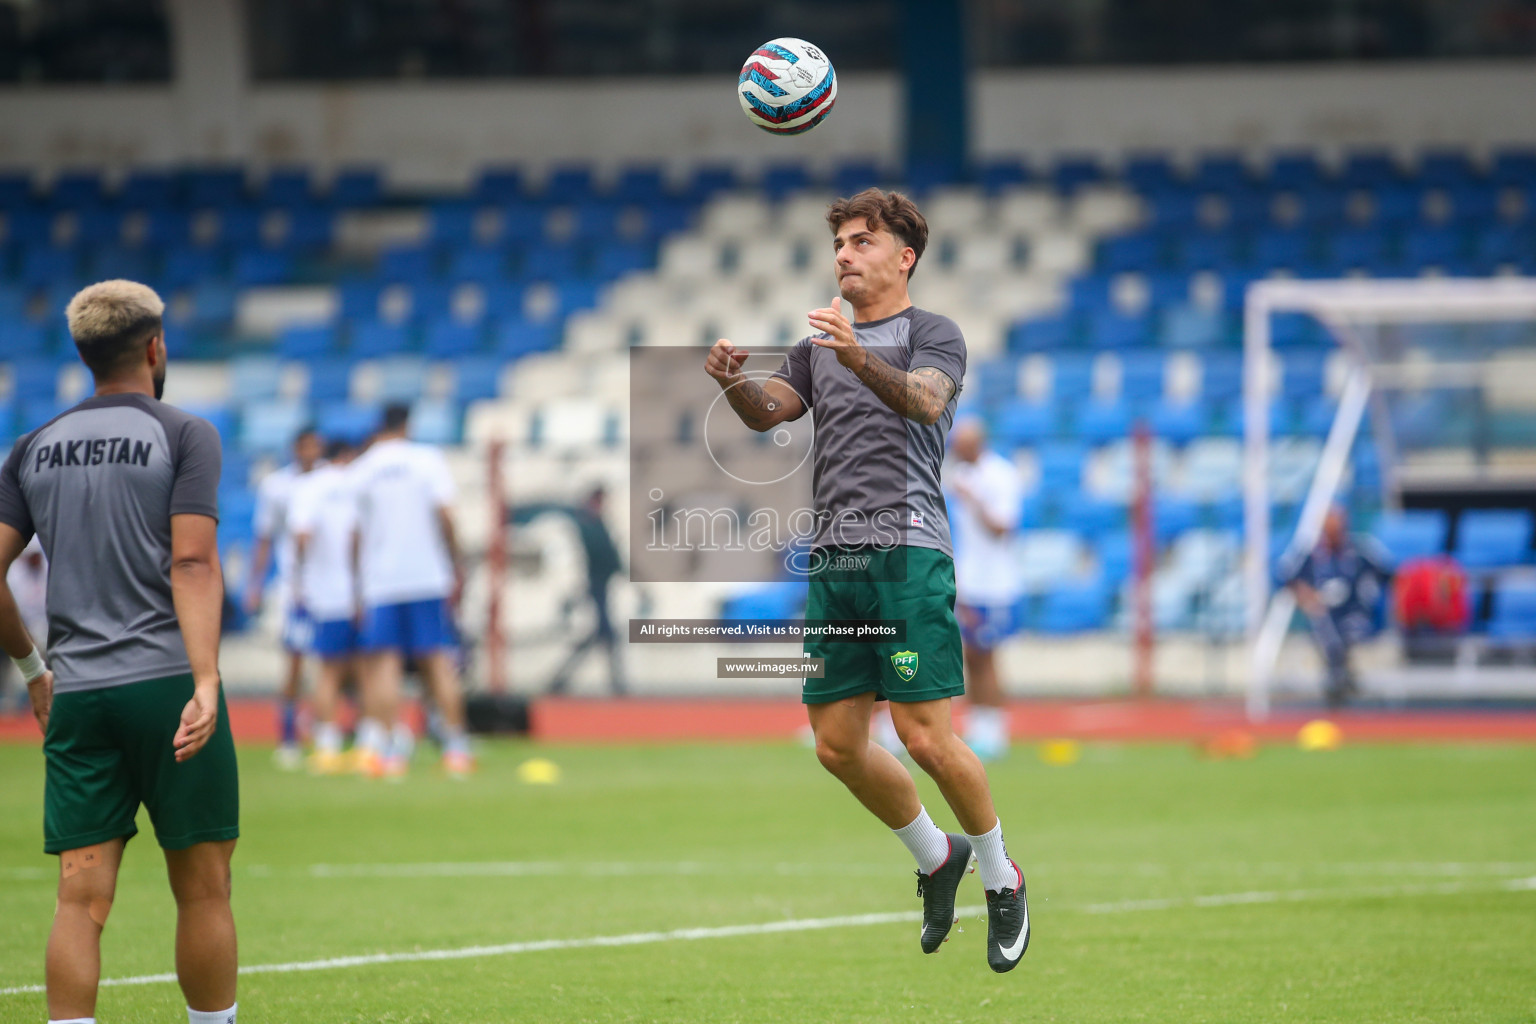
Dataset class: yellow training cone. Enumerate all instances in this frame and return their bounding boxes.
[1297,719,1343,752]
[516,757,562,784]
[1038,739,1081,766]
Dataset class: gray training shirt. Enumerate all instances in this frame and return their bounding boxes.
[0,393,221,693]
[773,306,967,556]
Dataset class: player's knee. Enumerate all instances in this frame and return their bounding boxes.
[814,734,863,777]
[57,884,113,928]
[170,860,232,904]
[901,729,949,774]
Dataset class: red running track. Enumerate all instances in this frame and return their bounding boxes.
[3,697,1536,744]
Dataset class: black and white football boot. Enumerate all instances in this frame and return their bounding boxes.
[984,860,1030,973]
[915,833,974,953]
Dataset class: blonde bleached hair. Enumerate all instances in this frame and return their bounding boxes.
[65,279,165,376]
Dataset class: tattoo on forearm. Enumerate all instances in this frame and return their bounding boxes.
[855,358,956,424]
[723,376,776,430]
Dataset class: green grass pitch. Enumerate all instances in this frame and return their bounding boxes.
[1,737,1534,1023]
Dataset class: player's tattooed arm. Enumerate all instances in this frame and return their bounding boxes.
[853,359,956,426]
[704,338,804,431]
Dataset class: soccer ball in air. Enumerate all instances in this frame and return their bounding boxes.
[738,38,837,136]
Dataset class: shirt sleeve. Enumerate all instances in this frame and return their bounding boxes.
[287,477,317,535]
[170,416,221,519]
[428,450,455,506]
[0,436,36,540]
[983,459,1024,532]
[908,311,967,400]
[770,339,815,414]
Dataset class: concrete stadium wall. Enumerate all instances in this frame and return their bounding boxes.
[2,62,1536,187]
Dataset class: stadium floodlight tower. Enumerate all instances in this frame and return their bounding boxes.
[1244,276,1536,719]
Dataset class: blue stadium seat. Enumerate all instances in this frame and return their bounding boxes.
[429,202,479,245]
[1096,532,1135,584]
[1050,353,1096,401]
[228,356,284,402]
[371,357,429,404]
[1326,228,1392,273]
[74,208,123,247]
[408,399,460,445]
[1486,579,1536,642]
[7,209,53,247]
[317,402,382,445]
[1145,272,1191,310]
[551,281,602,317]
[0,171,32,208]
[995,400,1058,448]
[1086,310,1153,349]
[408,282,456,323]
[1119,351,1166,402]
[832,159,886,196]
[613,166,668,204]
[1036,442,1087,492]
[1076,399,1133,444]
[1340,150,1401,188]
[338,280,384,322]
[304,358,355,404]
[1367,185,1423,225]
[1147,398,1206,445]
[1124,153,1180,193]
[1051,154,1106,192]
[522,244,582,281]
[350,321,412,358]
[282,207,335,251]
[1280,350,1327,399]
[446,246,509,285]
[1146,191,1200,229]
[495,320,560,357]
[120,169,177,208]
[1037,578,1111,633]
[1177,232,1240,271]
[1403,227,1467,272]
[1160,305,1227,348]
[0,323,48,359]
[216,207,265,248]
[1056,492,1125,538]
[972,358,1020,406]
[0,286,28,322]
[474,166,525,203]
[1266,152,1327,191]
[481,283,525,321]
[139,208,191,248]
[379,245,435,282]
[50,170,104,207]
[682,165,736,203]
[260,168,313,206]
[1289,188,1347,227]
[1252,229,1314,272]
[88,246,152,282]
[1418,150,1478,188]
[184,283,237,329]
[1153,497,1201,543]
[1194,153,1252,192]
[593,242,654,281]
[543,165,595,204]
[1445,185,1498,224]
[424,321,482,358]
[9,359,63,401]
[20,399,67,432]
[569,202,621,241]
[977,158,1029,194]
[1372,510,1449,563]
[330,168,382,207]
[1492,147,1536,186]
[278,325,340,360]
[1099,232,1162,273]
[1454,510,1533,569]
[447,355,506,403]
[1271,312,1326,348]
[21,247,79,288]
[184,167,246,207]
[232,250,292,287]
[1473,225,1535,273]
[1007,314,1074,352]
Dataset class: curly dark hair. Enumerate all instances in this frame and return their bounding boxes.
[825,187,929,280]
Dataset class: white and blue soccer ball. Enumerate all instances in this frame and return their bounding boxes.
[737,37,837,136]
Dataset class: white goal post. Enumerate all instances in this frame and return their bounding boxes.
[1243,277,1536,719]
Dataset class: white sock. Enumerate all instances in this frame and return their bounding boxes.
[390,722,415,762]
[355,717,384,755]
[49,1018,96,1023]
[967,819,1021,893]
[187,1004,236,1024]
[443,728,470,758]
[314,722,342,755]
[893,807,952,875]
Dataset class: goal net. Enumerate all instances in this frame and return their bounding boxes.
[1244,278,1536,717]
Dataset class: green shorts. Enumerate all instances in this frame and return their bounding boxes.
[801,545,965,705]
[43,673,240,855]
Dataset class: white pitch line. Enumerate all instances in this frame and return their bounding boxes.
[3,876,1534,998]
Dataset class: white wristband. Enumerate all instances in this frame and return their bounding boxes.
[12,647,46,683]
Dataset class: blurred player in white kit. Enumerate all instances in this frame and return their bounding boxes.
[350,404,473,779]
[289,437,361,775]
[946,419,1024,761]
[245,426,322,768]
